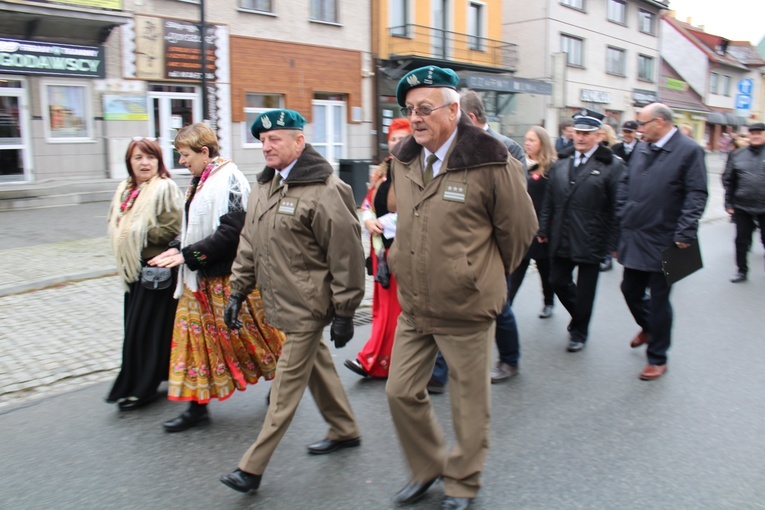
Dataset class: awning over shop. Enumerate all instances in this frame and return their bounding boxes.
[706,112,727,125]
[724,112,745,127]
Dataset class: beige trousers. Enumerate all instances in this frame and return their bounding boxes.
[239,328,359,475]
[385,312,494,498]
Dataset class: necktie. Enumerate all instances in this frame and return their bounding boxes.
[576,153,587,167]
[423,154,438,186]
[270,173,282,195]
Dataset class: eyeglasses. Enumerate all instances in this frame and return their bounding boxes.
[132,136,158,142]
[636,118,659,127]
[400,103,451,118]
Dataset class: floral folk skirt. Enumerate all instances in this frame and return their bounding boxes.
[167,275,285,403]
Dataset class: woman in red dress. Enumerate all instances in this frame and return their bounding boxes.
[344,118,410,378]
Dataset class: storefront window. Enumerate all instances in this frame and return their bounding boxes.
[42,82,92,141]
[243,93,283,146]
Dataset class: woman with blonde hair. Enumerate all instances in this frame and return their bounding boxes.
[507,126,557,318]
[150,123,284,432]
[599,124,619,148]
[106,137,183,410]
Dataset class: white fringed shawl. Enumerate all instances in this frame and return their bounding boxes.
[107,176,183,291]
[174,159,250,298]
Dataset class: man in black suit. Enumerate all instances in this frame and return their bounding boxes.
[555,121,574,154]
[611,120,638,163]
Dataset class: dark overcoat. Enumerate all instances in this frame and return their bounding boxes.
[616,131,708,272]
[538,144,624,264]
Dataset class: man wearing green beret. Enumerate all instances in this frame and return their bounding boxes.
[385,66,538,509]
[220,108,366,493]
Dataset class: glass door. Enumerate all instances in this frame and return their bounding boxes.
[148,86,200,173]
[0,79,30,182]
[311,99,347,167]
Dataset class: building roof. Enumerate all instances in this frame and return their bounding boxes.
[662,15,750,71]
[658,60,711,114]
[728,41,765,67]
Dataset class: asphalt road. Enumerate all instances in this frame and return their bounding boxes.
[1,219,764,510]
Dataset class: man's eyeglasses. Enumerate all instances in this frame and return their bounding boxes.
[636,118,659,127]
[132,136,158,142]
[400,103,451,118]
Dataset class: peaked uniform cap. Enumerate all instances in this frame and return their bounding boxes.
[572,108,605,132]
[621,120,638,131]
[251,109,306,140]
[396,66,460,107]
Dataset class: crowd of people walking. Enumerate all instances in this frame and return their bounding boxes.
[99,62,765,509]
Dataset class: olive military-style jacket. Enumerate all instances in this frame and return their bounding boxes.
[230,144,365,332]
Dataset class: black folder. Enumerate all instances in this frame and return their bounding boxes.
[661,241,703,285]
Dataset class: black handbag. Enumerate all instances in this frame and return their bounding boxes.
[140,266,172,290]
[374,249,391,289]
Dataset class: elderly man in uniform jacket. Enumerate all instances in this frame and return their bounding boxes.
[538,109,624,353]
[611,120,639,163]
[617,103,707,381]
[219,109,365,493]
[385,65,537,510]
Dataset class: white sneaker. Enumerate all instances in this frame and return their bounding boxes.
[490,361,518,383]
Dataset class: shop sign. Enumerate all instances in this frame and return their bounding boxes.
[103,94,149,120]
[0,38,104,78]
[662,77,688,91]
[633,88,658,106]
[465,74,552,95]
[133,16,217,82]
[26,0,122,8]
[580,88,610,104]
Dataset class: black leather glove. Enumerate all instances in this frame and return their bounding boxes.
[224,292,245,330]
[330,315,354,348]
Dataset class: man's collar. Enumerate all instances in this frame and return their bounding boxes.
[276,159,298,180]
[424,125,459,164]
[654,127,678,149]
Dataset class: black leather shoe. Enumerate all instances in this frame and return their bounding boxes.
[118,393,158,411]
[567,340,585,352]
[162,409,210,432]
[442,496,472,510]
[393,477,439,505]
[344,358,369,378]
[730,272,747,283]
[426,377,446,394]
[306,437,361,455]
[220,469,261,493]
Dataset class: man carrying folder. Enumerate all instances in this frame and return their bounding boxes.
[615,103,708,381]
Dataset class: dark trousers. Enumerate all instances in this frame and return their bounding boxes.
[733,209,765,274]
[620,268,673,366]
[432,276,520,384]
[549,257,601,342]
[508,257,554,307]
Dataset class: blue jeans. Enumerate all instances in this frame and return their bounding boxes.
[431,276,520,384]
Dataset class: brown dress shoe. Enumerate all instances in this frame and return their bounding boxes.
[639,364,668,380]
[630,331,650,348]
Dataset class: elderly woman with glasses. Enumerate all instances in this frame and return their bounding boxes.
[105,137,184,410]
[149,123,285,432]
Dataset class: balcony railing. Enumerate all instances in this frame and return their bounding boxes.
[388,24,517,71]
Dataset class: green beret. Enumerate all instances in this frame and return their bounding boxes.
[251,109,306,140]
[396,66,460,107]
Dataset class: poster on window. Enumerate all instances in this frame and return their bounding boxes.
[47,85,88,138]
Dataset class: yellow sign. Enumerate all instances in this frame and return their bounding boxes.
[30,0,122,9]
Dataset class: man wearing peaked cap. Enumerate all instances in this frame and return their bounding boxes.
[385,65,537,510]
[537,107,624,355]
[220,108,365,493]
[612,120,639,163]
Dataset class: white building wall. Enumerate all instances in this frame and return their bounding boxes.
[660,19,709,97]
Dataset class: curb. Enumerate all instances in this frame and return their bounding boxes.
[0,268,117,297]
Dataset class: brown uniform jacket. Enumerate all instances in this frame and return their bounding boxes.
[230,144,365,332]
[388,115,538,334]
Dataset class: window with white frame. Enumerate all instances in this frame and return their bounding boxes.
[240,0,272,12]
[709,72,719,94]
[243,93,284,146]
[721,75,731,96]
[41,82,93,141]
[638,10,655,35]
[390,0,410,37]
[468,2,485,51]
[607,0,626,24]
[561,0,584,10]
[561,34,584,67]
[310,0,337,23]
[312,96,346,166]
[637,54,654,81]
[606,46,626,76]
